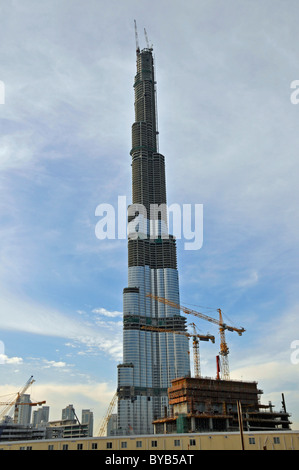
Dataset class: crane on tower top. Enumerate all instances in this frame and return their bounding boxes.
[144,28,153,51]
[134,20,140,54]
[146,294,245,380]
[134,21,153,54]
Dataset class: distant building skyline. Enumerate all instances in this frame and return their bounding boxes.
[32,405,49,427]
[16,394,32,426]
[82,409,93,437]
[61,404,75,421]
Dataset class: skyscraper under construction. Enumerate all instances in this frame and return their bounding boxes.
[116,32,190,435]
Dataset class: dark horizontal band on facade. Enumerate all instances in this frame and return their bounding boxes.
[130,145,156,156]
[117,384,168,400]
[123,287,140,294]
[122,314,187,331]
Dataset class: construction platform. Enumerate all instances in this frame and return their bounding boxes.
[153,376,292,434]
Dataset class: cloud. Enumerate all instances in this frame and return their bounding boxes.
[0,133,38,171]
[75,331,122,362]
[43,360,67,369]
[0,288,122,362]
[236,270,259,288]
[92,307,122,318]
[0,354,23,365]
[0,290,84,338]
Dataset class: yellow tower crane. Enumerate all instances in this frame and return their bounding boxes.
[141,324,215,378]
[189,322,214,378]
[0,400,46,409]
[98,391,118,437]
[0,376,44,423]
[146,294,245,380]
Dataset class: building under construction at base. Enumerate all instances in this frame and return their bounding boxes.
[153,376,292,435]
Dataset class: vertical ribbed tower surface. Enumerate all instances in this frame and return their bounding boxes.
[116,37,190,436]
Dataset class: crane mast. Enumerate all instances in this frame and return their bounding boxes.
[144,28,153,50]
[218,308,230,380]
[98,392,118,437]
[189,323,201,378]
[134,19,140,54]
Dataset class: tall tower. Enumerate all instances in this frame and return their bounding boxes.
[116,31,190,436]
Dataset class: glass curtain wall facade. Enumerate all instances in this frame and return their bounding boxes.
[116,45,190,436]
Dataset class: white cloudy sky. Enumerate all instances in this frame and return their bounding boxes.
[0,0,299,431]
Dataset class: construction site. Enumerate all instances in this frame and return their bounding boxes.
[114,294,292,437]
[0,222,295,445]
[0,371,295,450]
[0,290,292,444]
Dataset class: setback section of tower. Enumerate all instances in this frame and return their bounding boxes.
[128,238,177,270]
[131,152,167,215]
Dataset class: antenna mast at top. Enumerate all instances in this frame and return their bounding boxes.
[134,20,140,54]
